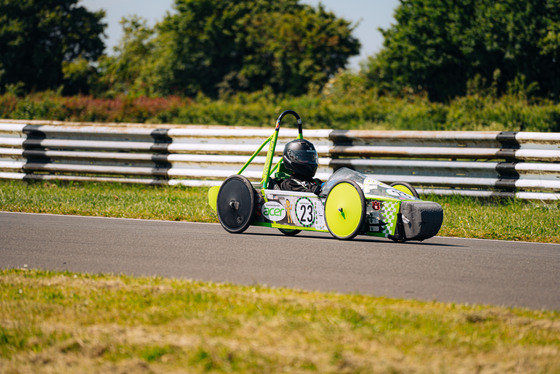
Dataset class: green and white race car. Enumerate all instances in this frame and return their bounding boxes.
[209,110,443,241]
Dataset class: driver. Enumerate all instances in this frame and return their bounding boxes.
[277,139,323,194]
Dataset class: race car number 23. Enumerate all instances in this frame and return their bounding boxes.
[295,197,315,227]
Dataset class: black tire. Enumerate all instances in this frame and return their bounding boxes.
[324,179,366,240]
[216,175,256,233]
[278,228,302,236]
[390,182,419,198]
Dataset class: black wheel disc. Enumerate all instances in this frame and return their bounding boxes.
[217,175,256,233]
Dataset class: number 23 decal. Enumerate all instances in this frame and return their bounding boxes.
[295,197,315,227]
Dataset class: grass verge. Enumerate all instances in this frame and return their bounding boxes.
[0,180,217,223]
[1,269,559,373]
[1,180,559,243]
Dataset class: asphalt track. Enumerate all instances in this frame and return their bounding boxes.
[1,212,559,310]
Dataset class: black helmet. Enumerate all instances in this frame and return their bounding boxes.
[283,139,318,178]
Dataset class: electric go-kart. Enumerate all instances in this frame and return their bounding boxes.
[208,110,443,241]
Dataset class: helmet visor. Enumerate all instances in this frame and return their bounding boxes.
[291,149,318,164]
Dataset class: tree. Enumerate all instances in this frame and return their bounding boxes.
[97,16,156,97]
[130,0,360,97]
[237,6,360,95]
[0,0,106,93]
[365,0,560,101]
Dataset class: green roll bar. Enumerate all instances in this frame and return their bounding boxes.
[236,110,303,188]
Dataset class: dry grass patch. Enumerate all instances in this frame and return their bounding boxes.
[1,269,559,373]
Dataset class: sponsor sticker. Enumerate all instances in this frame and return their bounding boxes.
[368,216,379,224]
[285,199,294,224]
[363,179,380,194]
[387,188,414,199]
[295,197,315,227]
[261,201,286,221]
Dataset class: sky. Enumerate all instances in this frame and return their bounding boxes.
[81,0,400,69]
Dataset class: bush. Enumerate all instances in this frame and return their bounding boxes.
[1,90,559,132]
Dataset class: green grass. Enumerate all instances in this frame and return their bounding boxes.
[0,180,217,223]
[1,180,559,372]
[1,179,559,243]
[1,269,559,373]
[429,194,560,243]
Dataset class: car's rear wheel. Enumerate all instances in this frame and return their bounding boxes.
[216,175,255,233]
[324,180,366,240]
[390,182,419,198]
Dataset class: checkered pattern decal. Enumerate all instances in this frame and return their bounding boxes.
[381,201,399,236]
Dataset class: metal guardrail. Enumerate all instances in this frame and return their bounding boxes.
[0,121,333,187]
[329,130,560,200]
[1,120,559,200]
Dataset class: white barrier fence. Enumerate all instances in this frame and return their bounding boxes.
[1,120,559,200]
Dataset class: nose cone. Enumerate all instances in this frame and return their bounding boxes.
[399,201,444,241]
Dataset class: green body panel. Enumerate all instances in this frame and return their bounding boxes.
[253,221,329,233]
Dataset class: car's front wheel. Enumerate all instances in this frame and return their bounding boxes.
[324,180,366,240]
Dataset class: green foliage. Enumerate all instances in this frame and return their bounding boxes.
[2,88,560,132]
[96,16,157,98]
[365,0,560,101]
[103,0,360,97]
[0,0,106,93]
[61,57,99,95]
